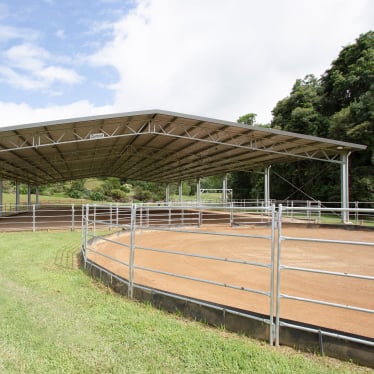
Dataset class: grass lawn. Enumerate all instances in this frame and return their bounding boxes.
[1,192,89,205]
[0,232,371,373]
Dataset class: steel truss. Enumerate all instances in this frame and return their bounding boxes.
[0,108,366,220]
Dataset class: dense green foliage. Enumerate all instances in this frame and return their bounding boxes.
[235,31,374,202]
[237,113,257,126]
[0,232,369,373]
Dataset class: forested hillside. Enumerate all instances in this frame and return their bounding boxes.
[234,31,373,202]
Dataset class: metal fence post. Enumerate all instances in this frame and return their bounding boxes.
[82,204,89,266]
[93,204,96,236]
[71,204,75,231]
[128,204,137,299]
[317,201,321,223]
[32,204,36,232]
[355,201,359,225]
[0,178,2,218]
[81,204,85,251]
[275,204,283,346]
[269,204,276,345]
[109,203,113,231]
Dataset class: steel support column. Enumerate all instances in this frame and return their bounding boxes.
[27,184,32,208]
[165,184,170,204]
[0,178,3,217]
[340,152,351,223]
[16,181,20,211]
[196,178,201,205]
[178,181,183,204]
[264,166,271,207]
[222,173,228,205]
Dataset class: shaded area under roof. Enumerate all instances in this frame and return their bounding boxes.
[0,109,367,185]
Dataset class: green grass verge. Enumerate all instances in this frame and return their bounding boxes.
[1,192,89,205]
[0,232,370,373]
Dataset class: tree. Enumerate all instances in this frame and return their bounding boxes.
[321,31,374,201]
[320,31,374,116]
[229,113,264,200]
[269,75,329,200]
[237,113,257,126]
[256,31,373,202]
[229,171,264,200]
[272,74,327,136]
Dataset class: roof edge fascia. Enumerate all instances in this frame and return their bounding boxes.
[0,108,367,151]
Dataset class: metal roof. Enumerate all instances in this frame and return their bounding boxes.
[0,109,367,185]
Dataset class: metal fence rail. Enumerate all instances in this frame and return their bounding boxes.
[2,201,372,364]
[0,201,374,360]
[83,204,277,344]
[275,205,374,348]
[1,199,374,231]
[275,200,374,224]
[0,204,85,231]
[81,203,374,353]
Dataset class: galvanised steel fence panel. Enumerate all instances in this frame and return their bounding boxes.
[1,200,373,232]
[2,201,374,352]
[82,203,277,345]
[0,204,84,231]
[275,204,374,348]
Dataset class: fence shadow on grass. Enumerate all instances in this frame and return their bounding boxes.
[54,243,81,270]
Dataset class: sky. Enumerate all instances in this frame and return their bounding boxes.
[0,0,372,128]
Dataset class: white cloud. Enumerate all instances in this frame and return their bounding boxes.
[0,65,45,90]
[89,0,373,124]
[37,66,83,85]
[4,43,47,71]
[0,42,83,91]
[0,25,39,43]
[0,0,372,128]
[0,100,114,127]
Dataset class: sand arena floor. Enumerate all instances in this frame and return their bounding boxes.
[88,224,374,339]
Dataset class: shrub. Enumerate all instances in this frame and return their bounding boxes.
[90,191,105,201]
[133,188,153,202]
[110,189,128,202]
[66,180,87,199]
[120,184,131,193]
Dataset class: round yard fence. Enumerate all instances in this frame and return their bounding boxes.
[81,204,374,368]
[0,202,373,367]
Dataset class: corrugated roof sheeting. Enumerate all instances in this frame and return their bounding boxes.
[0,109,366,184]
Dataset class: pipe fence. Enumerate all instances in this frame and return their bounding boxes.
[0,204,84,231]
[1,200,374,231]
[275,205,374,349]
[83,204,277,344]
[81,203,374,355]
[1,200,373,364]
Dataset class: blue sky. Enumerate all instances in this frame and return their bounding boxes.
[0,0,372,127]
[0,0,132,106]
